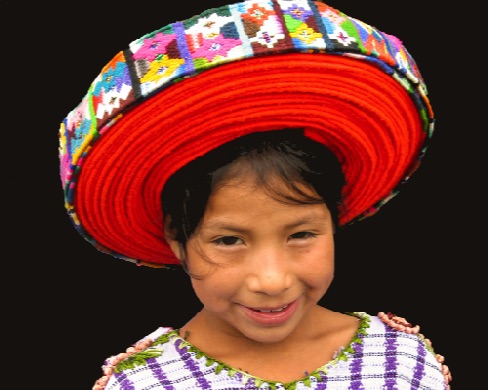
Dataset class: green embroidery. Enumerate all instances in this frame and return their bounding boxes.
[311,372,324,382]
[114,347,164,373]
[215,363,225,375]
[325,312,371,367]
[153,331,174,346]
[112,312,372,388]
[227,368,238,378]
[196,350,205,359]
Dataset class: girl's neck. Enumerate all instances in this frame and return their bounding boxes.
[177,307,360,382]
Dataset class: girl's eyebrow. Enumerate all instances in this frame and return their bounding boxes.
[202,213,328,232]
[283,215,327,230]
[201,221,249,234]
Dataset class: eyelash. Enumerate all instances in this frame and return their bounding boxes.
[212,232,317,246]
[289,231,317,240]
[213,236,244,246]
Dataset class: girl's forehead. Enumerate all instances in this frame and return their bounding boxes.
[213,172,317,195]
[205,180,328,219]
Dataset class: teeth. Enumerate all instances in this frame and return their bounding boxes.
[257,304,288,313]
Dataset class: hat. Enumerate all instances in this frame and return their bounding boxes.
[58,0,434,268]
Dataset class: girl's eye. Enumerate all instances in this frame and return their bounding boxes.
[289,231,316,240]
[214,236,243,246]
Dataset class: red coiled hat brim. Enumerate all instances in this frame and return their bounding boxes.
[74,53,426,266]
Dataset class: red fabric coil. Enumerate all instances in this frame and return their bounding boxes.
[75,53,424,266]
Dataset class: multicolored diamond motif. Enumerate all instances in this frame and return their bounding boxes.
[60,0,427,201]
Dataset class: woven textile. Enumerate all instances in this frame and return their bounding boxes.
[97,312,447,389]
[58,0,434,266]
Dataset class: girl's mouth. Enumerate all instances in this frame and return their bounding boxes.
[242,300,298,326]
[251,304,289,313]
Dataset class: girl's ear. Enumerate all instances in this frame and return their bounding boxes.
[164,215,183,260]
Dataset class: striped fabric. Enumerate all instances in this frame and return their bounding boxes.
[97,313,447,389]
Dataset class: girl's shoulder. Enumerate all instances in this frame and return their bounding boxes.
[348,311,447,361]
[92,326,177,390]
[345,311,451,387]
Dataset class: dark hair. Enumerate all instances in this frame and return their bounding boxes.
[162,128,345,248]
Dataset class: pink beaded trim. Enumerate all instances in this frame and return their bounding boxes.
[378,312,452,389]
[92,337,154,390]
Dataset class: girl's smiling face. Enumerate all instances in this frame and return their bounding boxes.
[169,175,335,344]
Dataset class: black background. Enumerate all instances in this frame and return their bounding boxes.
[2,0,479,388]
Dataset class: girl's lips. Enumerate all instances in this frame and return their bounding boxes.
[242,299,299,326]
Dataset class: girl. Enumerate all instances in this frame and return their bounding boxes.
[58,1,451,388]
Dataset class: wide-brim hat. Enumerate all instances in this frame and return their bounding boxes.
[58,0,434,268]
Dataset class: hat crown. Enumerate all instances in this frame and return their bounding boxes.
[59,0,434,266]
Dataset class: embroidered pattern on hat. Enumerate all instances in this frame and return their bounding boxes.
[60,0,428,187]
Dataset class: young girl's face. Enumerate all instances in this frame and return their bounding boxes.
[173,175,335,344]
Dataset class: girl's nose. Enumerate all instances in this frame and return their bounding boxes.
[245,246,292,295]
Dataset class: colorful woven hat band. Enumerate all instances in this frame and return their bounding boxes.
[59,0,434,267]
